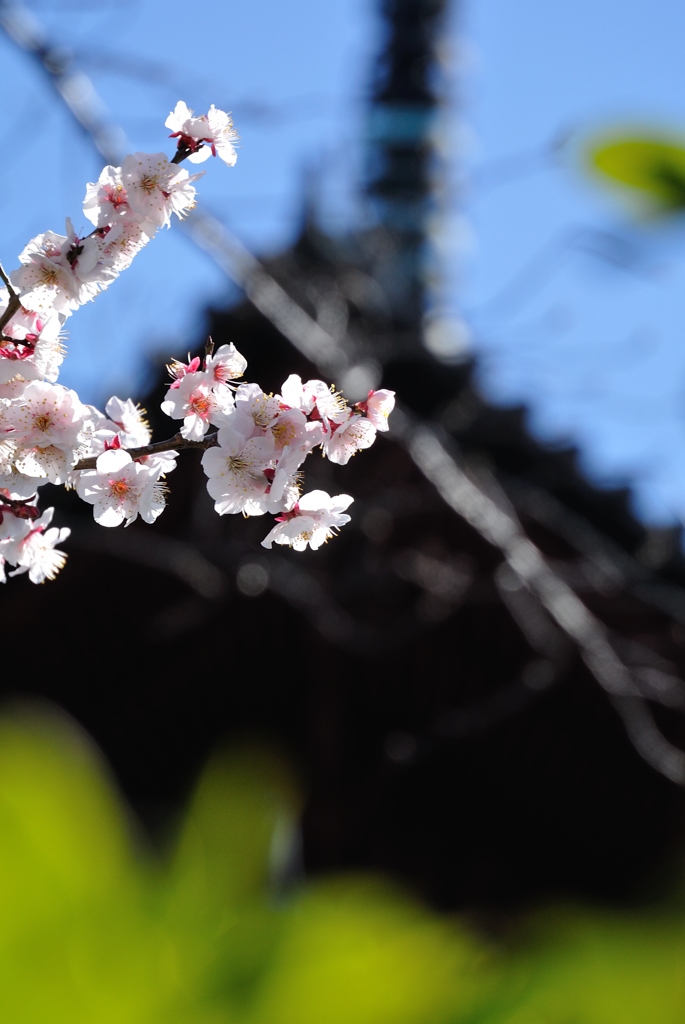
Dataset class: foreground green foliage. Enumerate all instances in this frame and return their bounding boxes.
[0,708,684,1022]
[587,133,685,214]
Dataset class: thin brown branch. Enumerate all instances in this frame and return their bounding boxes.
[72,431,218,472]
[0,262,22,335]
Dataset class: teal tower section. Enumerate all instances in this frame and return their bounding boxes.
[365,0,450,348]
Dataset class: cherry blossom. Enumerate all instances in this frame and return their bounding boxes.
[11,230,82,314]
[264,443,309,513]
[278,374,321,415]
[83,165,132,228]
[261,491,354,551]
[312,384,351,428]
[0,100,395,584]
[160,371,234,440]
[10,220,120,314]
[231,382,282,436]
[75,448,169,527]
[201,425,275,516]
[0,301,65,384]
[166,101,239,166]
[167,354,201,389]
[360,389,396,431]
[96,220,151,274]
[205,343,247,385]
[0,465,40,500]
[269,407,323,455]
[0,381,91,483]
[323,414,377,465]
[1,507,70,584]
[122,153,202,230]
[104,397,151,448]
[8,526,71,584]
[9,526,70,583]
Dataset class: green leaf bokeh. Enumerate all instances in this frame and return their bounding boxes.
[0,708,684,1023]
[588,134,685,214]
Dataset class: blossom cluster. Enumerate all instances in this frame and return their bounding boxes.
[0,102,394,584]
[161,351,394,548]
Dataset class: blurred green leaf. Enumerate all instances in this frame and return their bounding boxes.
[2,708,685,1023]
[245,876,497,1024]
[160,746,299,1014]
[0,708,173,1024]
[167,744,298,913]
[588,134,685,213]
[495,905,685,1024]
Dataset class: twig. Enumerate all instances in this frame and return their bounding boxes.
[72,431,218,471]
[0,262,22,335]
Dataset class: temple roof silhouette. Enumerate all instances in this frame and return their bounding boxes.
[4,208,685,911]
[4,0,685,913]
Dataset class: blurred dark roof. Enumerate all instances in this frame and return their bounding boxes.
[3,210,685,914]
[4,0,685,916]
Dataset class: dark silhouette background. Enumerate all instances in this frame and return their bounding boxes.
[3,0,685,922]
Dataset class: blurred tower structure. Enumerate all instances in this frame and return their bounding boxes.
[365,0,458,359]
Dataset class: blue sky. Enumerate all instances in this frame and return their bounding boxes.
[0,0,376,395]
[3,0,685,525]
[464,0,685,525]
